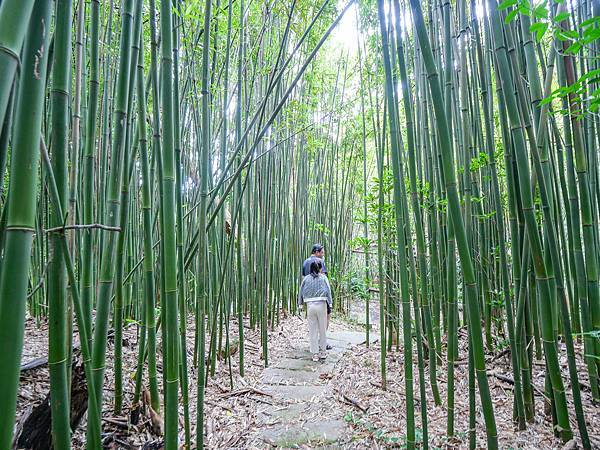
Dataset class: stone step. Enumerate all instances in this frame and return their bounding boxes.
[261,366,327,385]
[263,384,327,401]
[326,330,368,346]
[260,419,346,447]
[254,324,365,447]
[257,402,309,423]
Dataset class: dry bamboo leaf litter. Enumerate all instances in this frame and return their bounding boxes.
[15,312,600,449]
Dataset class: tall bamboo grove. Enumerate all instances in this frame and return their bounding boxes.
[0,0,598,448]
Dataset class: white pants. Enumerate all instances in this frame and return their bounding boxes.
[307,301,327,354]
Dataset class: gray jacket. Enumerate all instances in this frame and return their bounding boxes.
[298,274,332,308]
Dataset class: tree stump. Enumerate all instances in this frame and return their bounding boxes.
[14,358,88,450]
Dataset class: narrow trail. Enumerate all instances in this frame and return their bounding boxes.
[16,306,600,448]
[250,324,367,447]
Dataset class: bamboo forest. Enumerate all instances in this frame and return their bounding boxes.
[1,0,600,448]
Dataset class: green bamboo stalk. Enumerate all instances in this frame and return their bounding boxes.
[559,13,600,397]
[471,0,524,427]
[196,0,213,446]
[68,0,84,246]
[409,0,498,446]
[377,3,415,446]
[40,138,102,449]
[114,0,143,415]
[393,0,441,406]
[89,0,136,438]
[357,32,371,349]
[235,0,246,379]
[158,0,180,445]
[488,1,572,441]
[0,0,35,131]
[146,0,161,413]
[0,1,52,446]
[48,0,73,446]
[172,3,192,447]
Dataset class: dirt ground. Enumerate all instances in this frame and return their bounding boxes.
[16,311,351,448]
[15,307,600,449]
[331,326,600,449]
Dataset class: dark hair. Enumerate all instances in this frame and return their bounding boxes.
[311,243,324,254]
[309,260,323,278]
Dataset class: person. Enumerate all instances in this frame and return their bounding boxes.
[298,260,332,362]
[302,244,333,349]
[302,243,327,277]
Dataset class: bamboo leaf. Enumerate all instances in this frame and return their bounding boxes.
[553,11,569,23]
[529,22,548,41]
[533,4,548,19]
[505,9,519,24]
[580,16,600,27]
[498,0,517,10]
[565,41,583,54]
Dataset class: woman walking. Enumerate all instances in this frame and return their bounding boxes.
[298,260,332,362]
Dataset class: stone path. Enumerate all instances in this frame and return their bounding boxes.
[253,329,367,447]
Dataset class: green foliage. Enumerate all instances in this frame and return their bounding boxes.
[541,69,600,115]
[309,221,331,236]
[470,151,489,172]
[364,170,398,245]
[335,269,369,302]
[499,0,600,116]
[477,209,497,221]
[529,21,548,41]
[349,235,373,250]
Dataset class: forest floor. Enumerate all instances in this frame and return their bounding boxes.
[15,302,600,449]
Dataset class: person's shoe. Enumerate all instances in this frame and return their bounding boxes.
[312,354,320,362]
[319,351,327,360]
[326,344,333,350]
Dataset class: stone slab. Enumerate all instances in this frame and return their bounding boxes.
[275,356,338,371]
[263,384,327,401]
[285,348,313,359]
[261,419,346,447]
[275,358,321,371]
[326,331,367,347]
[249,325,368,447]
[261,367,321,385]
[258,402,308,422]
